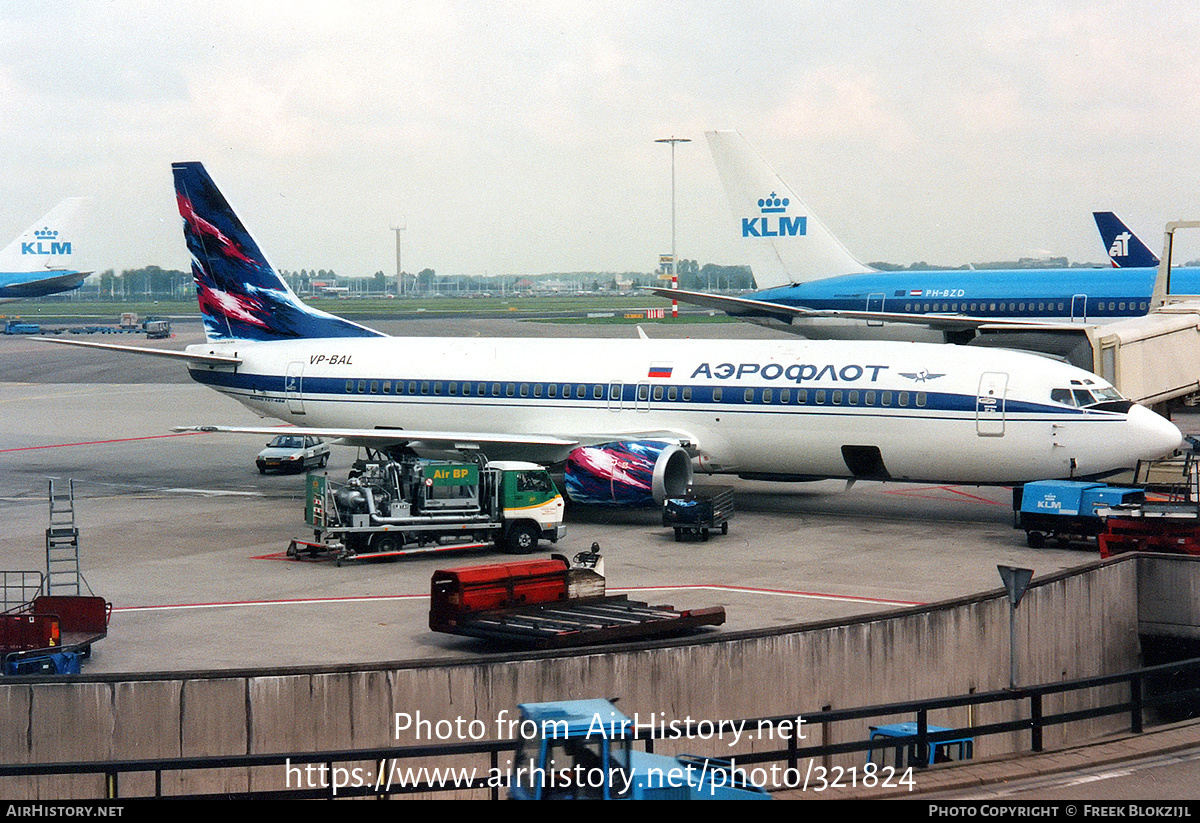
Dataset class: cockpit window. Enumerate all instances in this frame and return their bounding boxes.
[1051,388,1074,406]
[1052,385,1127,408]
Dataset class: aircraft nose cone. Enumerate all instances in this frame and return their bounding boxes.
[1127,404,1183,459]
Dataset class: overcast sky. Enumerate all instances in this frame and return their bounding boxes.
[2,1,1199,280]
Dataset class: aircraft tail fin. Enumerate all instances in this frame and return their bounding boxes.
[0,198,88,274]
[706,130,873,288]
[172,162,383,341]
[1093,212,1159,268]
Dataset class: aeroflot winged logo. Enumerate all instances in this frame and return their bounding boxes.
[899,369,946,383]
[22,227,71,255]
[742,192,807,238]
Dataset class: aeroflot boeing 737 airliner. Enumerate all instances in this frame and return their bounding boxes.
[38,163,1182,506]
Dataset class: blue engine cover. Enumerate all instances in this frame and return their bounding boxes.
[565,441,693,506]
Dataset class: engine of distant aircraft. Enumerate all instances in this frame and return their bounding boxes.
[564,441,693,506]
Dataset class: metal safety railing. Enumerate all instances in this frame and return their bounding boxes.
[3,655,1200,799]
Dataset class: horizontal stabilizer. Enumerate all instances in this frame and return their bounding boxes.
[33,337,242,366]
[0,270,91,299]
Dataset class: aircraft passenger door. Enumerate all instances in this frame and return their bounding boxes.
[285,362,305,415]
[866,293,886,326]
[1071,294,1088,322]
[976,372,1007,437]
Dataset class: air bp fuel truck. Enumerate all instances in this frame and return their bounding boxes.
[295,454,566,564]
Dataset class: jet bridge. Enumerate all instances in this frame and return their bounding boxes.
[1091,221,1200,407]
[972,221,1200,408]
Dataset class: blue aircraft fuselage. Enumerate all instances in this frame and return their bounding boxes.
[752,266,1200,322]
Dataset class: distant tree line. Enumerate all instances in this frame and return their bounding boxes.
[62,254,1118,303]
[79,266,192,300]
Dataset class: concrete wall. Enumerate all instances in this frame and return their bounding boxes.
[1138,554,1200,639]
[0,554,1158,798]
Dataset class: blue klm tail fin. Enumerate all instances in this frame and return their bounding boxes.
[1093,212,1159,268]
[172,162,383,341]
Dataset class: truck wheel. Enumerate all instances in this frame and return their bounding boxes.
[374,534,402,554]
[721,521,728,535]
[1026,531,1045,548]
[674,528,682,542]
[701,528,710,541]
[506,523,539,554]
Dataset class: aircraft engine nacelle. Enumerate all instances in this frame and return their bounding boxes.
[564,441,693,506]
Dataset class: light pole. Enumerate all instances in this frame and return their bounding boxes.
[391,220,406,296]
[655,137,690,319]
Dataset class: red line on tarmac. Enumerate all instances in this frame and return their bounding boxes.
[113,593,429,613]
[881,484,1007,506]
[0,431,205,454]
[111,584,921,613]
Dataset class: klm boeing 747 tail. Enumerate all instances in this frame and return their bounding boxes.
[0,198,91,303]
[706,130,873,289]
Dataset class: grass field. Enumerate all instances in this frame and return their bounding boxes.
[0,293,727,324]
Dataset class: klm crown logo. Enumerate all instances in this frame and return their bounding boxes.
[742,192,806,238]
[22,227,71,256]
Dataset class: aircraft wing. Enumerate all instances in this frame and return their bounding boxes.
[32,336,242,366]
[172,425,698,463]
[650,287,1071,333]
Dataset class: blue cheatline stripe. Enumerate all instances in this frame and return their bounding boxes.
[188,369,1104,420]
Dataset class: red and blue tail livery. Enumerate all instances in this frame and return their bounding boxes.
[172,162,382,342]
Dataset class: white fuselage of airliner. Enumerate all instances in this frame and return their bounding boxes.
[182,335,1180,485]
